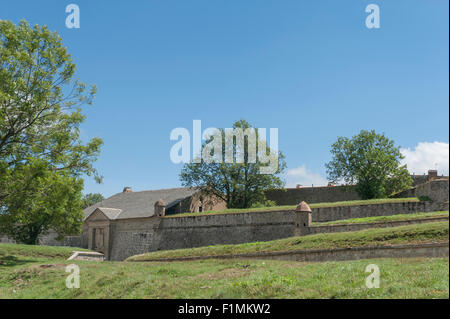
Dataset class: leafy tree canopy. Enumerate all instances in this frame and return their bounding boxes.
[325,129,412,199]
[82,193,104,209]
[0,159,84,244]
[180,119,286,209]
[0,20,102,243]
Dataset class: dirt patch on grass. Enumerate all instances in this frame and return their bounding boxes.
[7,263,67,289]
[30,263,67,270]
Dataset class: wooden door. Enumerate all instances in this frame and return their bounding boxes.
[94,228,104,252]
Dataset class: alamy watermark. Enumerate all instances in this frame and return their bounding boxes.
[365,4,380,29]
[365,264,380,288]
[169,120,279,174]
[65,264,80,289]
[63,4,379,30]
[65,4,80,29]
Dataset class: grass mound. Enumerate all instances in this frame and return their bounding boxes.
[0,257,448,298]
[0,243,89,260]
[0,229,447,298]
[313,211,448,225]
[127,221,449,261]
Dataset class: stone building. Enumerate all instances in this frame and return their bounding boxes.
[81,179,449,260]
[81,187,226,259]
[84,187,226,218]
[1,177,447,261]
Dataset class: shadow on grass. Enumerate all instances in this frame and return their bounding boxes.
[0,255,36,267]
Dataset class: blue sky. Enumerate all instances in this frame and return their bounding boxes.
[2,0,449,197]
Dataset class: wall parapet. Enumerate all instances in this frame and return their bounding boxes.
[265,185,360,205]
[308,216,449,235]
[2,194,447,262]
[108,200,446,260]
[311,200,441,222]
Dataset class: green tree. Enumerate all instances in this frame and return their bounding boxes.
[0,159,84,244]
[325,129,412,199]
[0,20,102,243]
[180,119,286,209]
[82,193,104,209]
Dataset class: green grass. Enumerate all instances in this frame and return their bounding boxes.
[1,216,447,299]
[313,211,449,226]
[0,246,447,298]
[0,243,89,260]
[166,197,420,218]
[127,222,449,261]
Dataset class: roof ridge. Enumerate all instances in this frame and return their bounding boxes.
[109,186,198,197]
[83,187,201,220]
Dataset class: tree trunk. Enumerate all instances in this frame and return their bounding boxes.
[23,224,41,245]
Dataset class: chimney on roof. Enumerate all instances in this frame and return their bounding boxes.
[123,187,132,193]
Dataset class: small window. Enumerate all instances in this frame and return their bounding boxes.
[198,206,203,212]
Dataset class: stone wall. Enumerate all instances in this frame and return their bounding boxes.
[268,179,449,205]
[107,211,298,261]
[2,199,446,261]
[311,201,444,223]
[165,192,227,215]
[105,200,445,260]
[2,179,447,261]
[308,216,448,235]
[38,230,85,247]
[391,179,449,201]
[254,242,449,263]
[414,179,449,203]
[265,185,360,205]
[0,229,85,247]
[108,218,160,261]
[411,174,449,187]
[0,234,15,244]
[157,211,296,250]
[135,242,449,263]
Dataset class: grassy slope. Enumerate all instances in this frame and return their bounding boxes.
[0,202,447,299]
[313,211,449,225]
[0,246,447,298]
[166,197,420,218]
[127,222,449,261]
[0,243,89,261]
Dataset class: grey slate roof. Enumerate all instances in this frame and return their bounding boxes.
[95,208,122,220]
[83,187,199,220]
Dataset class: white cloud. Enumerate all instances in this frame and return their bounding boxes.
[400,142,449,176]
[285,165,328,188]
